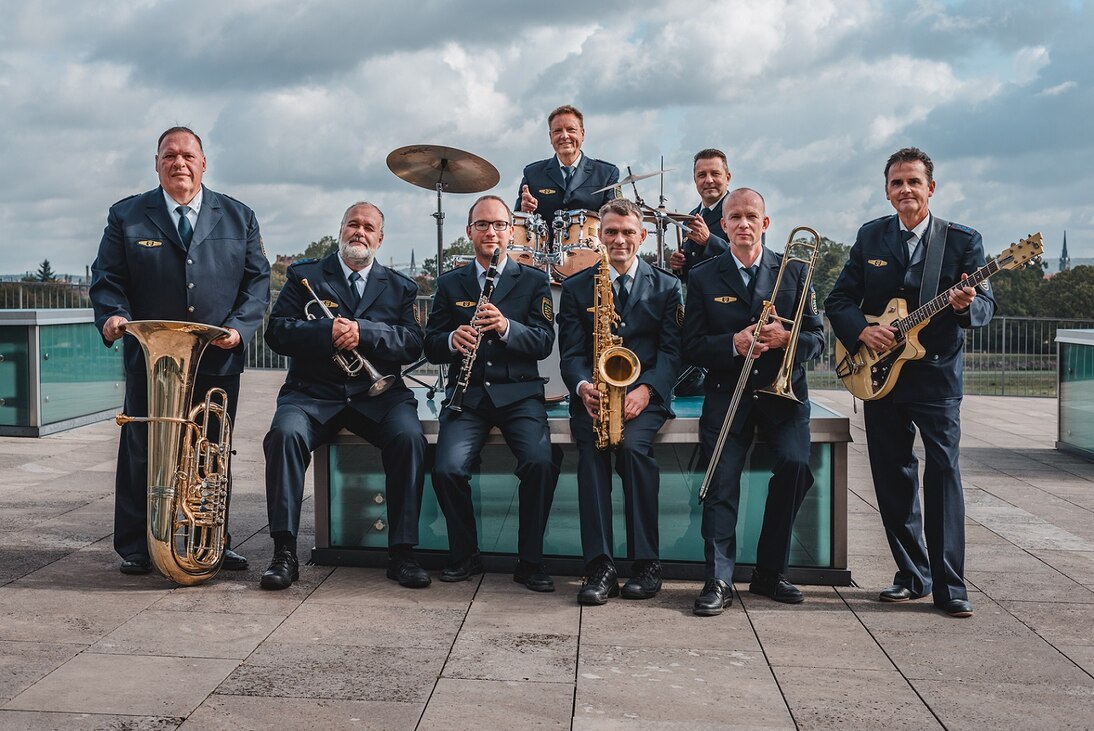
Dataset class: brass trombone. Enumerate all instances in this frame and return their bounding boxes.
[300,277,395,396]
[697,226,821,503]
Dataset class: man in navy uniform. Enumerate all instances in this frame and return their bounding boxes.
[684,188,824,616]
[425,195,559,591]
[516,105,620,229]
[670,148,732,278]
[260,201,429,590]
[90,126,270,576]
[825,147,995,618]
[557,197,683,605]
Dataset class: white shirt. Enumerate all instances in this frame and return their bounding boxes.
[557,153,584,182]
[337,257,374,299]
[901,215,931,259]
[731,250,763,286]
[448,254,511,352]
[164,187,202,234]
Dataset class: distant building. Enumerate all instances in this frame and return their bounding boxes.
[1059,230,1071,273]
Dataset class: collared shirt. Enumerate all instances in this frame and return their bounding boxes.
[164,187,202,233]
[901,215,931,259]
[699,192,727,218]
[337,257,375,299]
[557,153,584,182]
[608,257,640,293]
[731,250,763,286]
[448,254,511,352]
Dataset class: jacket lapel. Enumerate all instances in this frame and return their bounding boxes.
[885,216,906,268]
[567,156,592,196]
[357,264,388,317]
[718,252,750,302]
[620,260,651,319]
[488,259,519,304]
[751,248,779,315]
[145,189,184,250]
[546,161,566,192]
[190,186,222,251]
[458,262,480,301]
[321,255,355,315]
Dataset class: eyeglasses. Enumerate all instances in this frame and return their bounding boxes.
[471,220,511,232]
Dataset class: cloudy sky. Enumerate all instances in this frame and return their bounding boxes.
[1,0,1088,278]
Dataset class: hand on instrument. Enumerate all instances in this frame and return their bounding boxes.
[858,323,897,355]
[669,250,686,273]
[756,306,790,350]
[623,384,651,421]
[452,324,478,354]
[103,315,129,343]
[686,215,711,245]
[948,273,977,313]
[579,381,601,419]
[332,317,360,351]
[473,303,509,336]
[520,185,538,214]
[734,324,764,359]
[211,327,241,350]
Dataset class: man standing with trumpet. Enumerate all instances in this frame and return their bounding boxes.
[425,195,559,591]
[558,198,683,605]
[683,188,824,615]
[261,201,429,590]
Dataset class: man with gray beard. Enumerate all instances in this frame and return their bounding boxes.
[260,202,429,590]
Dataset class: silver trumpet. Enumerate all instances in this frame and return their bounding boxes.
[300,277,395,396]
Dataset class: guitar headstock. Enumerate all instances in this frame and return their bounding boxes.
[996,232,1044,271]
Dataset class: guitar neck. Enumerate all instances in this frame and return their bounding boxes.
[897,259,998,333]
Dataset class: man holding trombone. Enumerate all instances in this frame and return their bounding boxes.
[683,188,824,616]
[260,201,429,591]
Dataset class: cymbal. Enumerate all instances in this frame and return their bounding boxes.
[386,145,500,194]
[642,209,693,224]
[593,168,674,194]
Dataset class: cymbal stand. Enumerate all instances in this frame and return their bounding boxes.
[627,161,689,268]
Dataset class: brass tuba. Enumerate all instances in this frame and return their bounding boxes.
[591,247,640,449]
[115,320,234,585]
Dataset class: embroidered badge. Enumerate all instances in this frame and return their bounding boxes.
[541,296,554,322]
[978,281,991,294]
[713,296,738,303]
[810,289,819,315]
[456,301,477,308]
[259,236,267,258]
[867,259,888,267]
[676,304,684,327]
[538,188,557,195]
[136,240,162,248]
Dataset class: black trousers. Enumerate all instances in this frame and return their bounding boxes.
[114,371,239,560]
[432,396,559,564]
[263,401,426,548]
[697,392,813,583]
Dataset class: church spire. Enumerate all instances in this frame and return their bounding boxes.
[1059,230,1070,273]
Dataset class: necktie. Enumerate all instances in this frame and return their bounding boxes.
[901,229,916,266]
[176,205,194,249]
[746,264,759,298]
[615,273,629,314]
[348,271,362,309]
[562,165,573,188]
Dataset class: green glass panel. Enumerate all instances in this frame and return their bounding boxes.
[1059,342,1094,452]
[0,327,30,426]
[38,323,124,424]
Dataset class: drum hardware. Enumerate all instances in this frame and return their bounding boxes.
[592,166,673,194]
[613,160,687,269]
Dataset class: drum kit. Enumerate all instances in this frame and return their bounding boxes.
[386,145,696,401]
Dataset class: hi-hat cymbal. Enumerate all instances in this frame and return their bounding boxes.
[593,168,674,194]
[386,145,500,194]
[642,209,693,224]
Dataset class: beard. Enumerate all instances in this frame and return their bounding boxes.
[339,237,375,268]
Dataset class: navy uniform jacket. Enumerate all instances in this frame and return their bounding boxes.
[515,155,620,225]
[90,186,271,377]
[557,260,683,415]
[825,214,996,402]
[678,197,730,277]
[684,248,824,432]
[424,259,555,410]
[265,254,423,422]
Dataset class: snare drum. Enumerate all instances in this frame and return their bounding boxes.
[552,209,601,279]
[510,212,548,269]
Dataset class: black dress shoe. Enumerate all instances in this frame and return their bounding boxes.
[879,585,920,602]
[259,549,299,590]
[693,579,733,616]
[119,555,152,575]
[748,569,804,604]
[621,560,662,600]
[578,560,619,605]
[938,599,974,618]
[440,553,483,582]
[513,560,555,592]
[387,555,431,588]
[222,548,249,571]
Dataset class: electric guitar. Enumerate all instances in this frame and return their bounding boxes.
[834,233,1043,400]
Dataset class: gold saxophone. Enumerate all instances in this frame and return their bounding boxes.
[115,320,234,585]
[591,249,640,449]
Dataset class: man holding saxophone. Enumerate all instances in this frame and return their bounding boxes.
[261,201,429,591]
[558,198,683,605]
[424,195,559,591]
[683,188,824,615]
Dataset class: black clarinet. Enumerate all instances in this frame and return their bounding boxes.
[448,248,501,412]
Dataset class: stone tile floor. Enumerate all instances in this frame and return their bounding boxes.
[1,370,1092,729]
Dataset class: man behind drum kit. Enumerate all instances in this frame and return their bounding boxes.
[669,148,732,279]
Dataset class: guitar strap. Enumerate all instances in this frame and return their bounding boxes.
[919,215,949,304]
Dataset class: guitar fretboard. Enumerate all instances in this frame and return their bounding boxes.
[896,259,1002,336]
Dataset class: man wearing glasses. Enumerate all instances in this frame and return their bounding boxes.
[424,195,560,591]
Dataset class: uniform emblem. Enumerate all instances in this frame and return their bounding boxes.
[538,188,557,195]
[676,304,684,327]
[259,236,267,258]
[136,240,162,248]
[867,259,888,267]
[541,296,554,322]
[978,281,991,294]
[713,295,738,303]
[810,289,819,315]
[456,301,477,308]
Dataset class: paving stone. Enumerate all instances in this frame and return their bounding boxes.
[575,644,793,728]
[180,694,421,730]
[218,642,445,703]
[0,585,167,644]
[417,678,572,730]
[747,606,893,670]
[444,630,577,683]
[999,601,1094,646]
[0,710,181,730]
[967,569,1094,604]
[455,580,578,637]
[911,678,1094,731]
[1030,549,1094,584]
[268,601,465,649]
[3,653,238,716]
[774,667,942,730]
[91,609,282,659]
[0,640,83,705]
[0,546,70,585]
[306,566,478,609]
[842,591,1029,636]
[1056,644,1094,675]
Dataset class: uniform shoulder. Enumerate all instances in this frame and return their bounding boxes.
[386,265,418,288]
[435,267,463,286]
[209,190,255,212]
[947,221,978,236]
[649,262,678,280]
[287,257,318,269]
[859,214,891,232]
[523,157,552,175]
[109,191,143,208]
[689,254,720,276]
[515,262,551,281]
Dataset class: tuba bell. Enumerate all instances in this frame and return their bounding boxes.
[115,320,234,585]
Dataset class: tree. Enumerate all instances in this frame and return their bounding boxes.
[270,235,338,292]
[35,259,58,282]
[1036,265,1094,319]
[421,236,474,279]
[303,235,338,260]
[811,236,850,310]
[990,260,1046,317]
